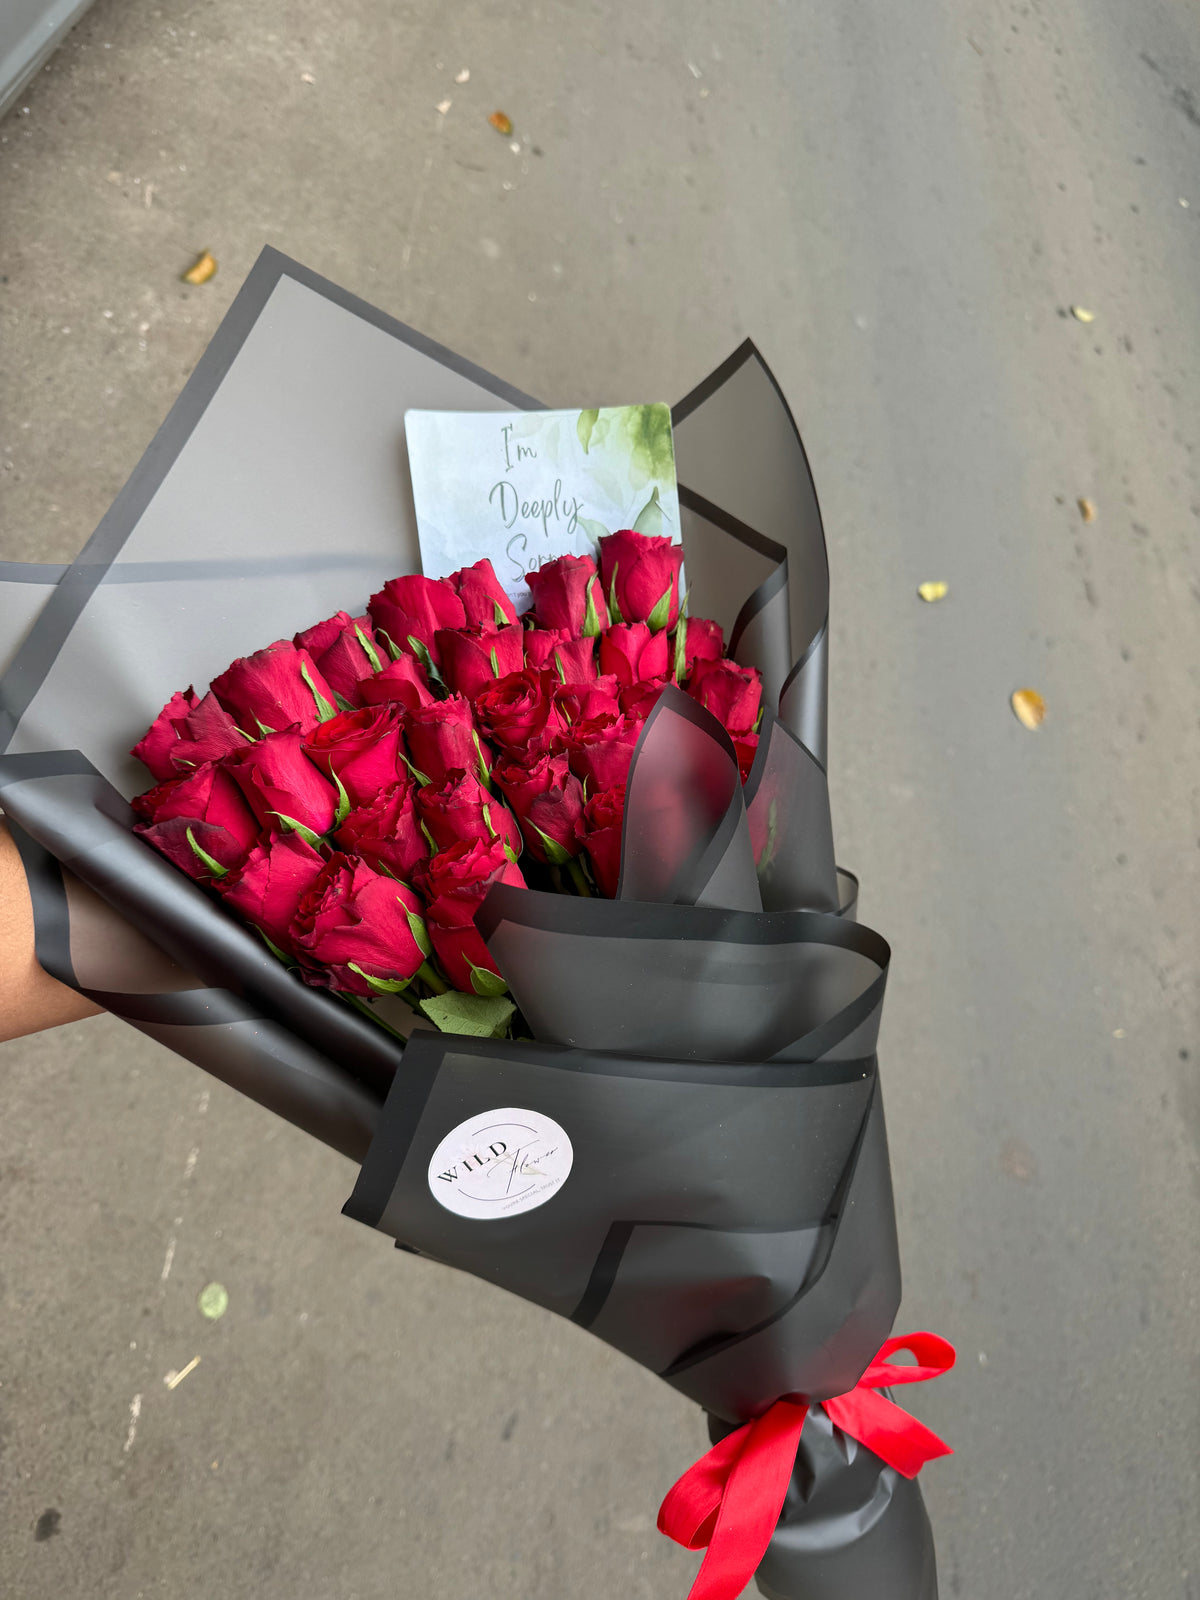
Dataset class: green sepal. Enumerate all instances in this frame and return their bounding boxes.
[300,661,338,723]
[379,629,403,661]
[469,962,510,998]
[576,407,599,453]
[553,649,568,683]
[503,840,520,865]
[354,624,384,673]
[185,826,228,878]
[672,622,688,685]
[472,729,491,788]
[531,823,571,866]
[489,645,500,677]
[607,563,624,625]
[404,905,432,958]
[331,770,352,830]
[419,819,439,854]
[258,929,292,965]
[419,990,515,1037]
[493,600,510,626]
[401,750,432,787]
[333,691,357,714]
[582,581,607,638]
[268,812,326,849]
[254,718,276,738]
[646,584,674,634]
[348,962,412,995]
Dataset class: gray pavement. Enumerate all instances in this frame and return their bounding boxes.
[1,1,1198,1597]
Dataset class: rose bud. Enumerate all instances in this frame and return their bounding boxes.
[291,853,429,996]
[552,675,622,726]
[335,778,429,883]
[450,558,518,630]
[294,611,384,705]
[522,627,570,671]
[211,641,339,737]
[560,712,643,793]
[357,654,436,712]
[303,704,405,809]
[686,657,763,738]
[598,621,669,686]
[404,695,490,788]
[133,762,261,879]
[732,733,759,784]
[676,616,724,676]
[618,679,667,722]
[548,635,598,682]
[436,623,525,701]
[598,528,684,631]
[132,687,244,779]
[526,552,608,638]
[417,836,526,992]
[493,750,586,864]
[225,727,339,841]
[367,574,466,671]
[217,832,327,956]
[576,786,625,898]
[473,668,565,755]
[416,769,521,857]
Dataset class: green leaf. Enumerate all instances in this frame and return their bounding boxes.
[632,485,665,538]
[331,770,352,830]
[268,812,325,849]
[354,624,384,674]
[404,905,432,958]
[531,822,571,866]
[469,962,511,998]
[300,662,338,723]
[185,826,228,878]
[582,580,608,638]
[348,962,412,995]
[576,407,600,453]
[419,990,515,1037]
[607,563,624,625]
[646,584,674,634]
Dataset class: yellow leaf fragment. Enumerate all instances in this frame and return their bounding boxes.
[1010,688,1045,730]
[1077,497,1096,522]
[1069,305,1094,323]
[917,581,948,603]
[489,110,513,136]
[182,251,217,285]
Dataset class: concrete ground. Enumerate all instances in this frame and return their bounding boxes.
[2,1,1198,1597]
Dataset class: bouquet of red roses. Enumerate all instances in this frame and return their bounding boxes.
[0,249,953,1600]
[128,533,766,1040]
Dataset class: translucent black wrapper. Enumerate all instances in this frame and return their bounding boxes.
[0,249,942,1599]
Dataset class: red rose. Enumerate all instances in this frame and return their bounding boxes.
[474,668,565,754]
[732,733,758,784]
[417,837,525,992]
[598,529,684,631]
[436,623,525,700]
[416,769,522,857]
[133,761,261,879]
[686,657,762,737]
[598,622,669,686]
[676,616,724,675]
[546,635,598,682]
[522,628,570,671]
[335,780,429,883]
[403,695,490,788]
[367,574,465,670]
[357,654,435,712]
[303,704,404,807]
[560,712,643,793]
[224,727,338,839]
[618,679,667,722]
[526,553,608,637]
[211,641,338,737]
[217,832,327,955]
[576,787,625,898]
[493,750,585,863]
[291,853,427,996]
[450,558,518,630]
[552,675,622,726]
[294,611,383,705]
[132,687,246,779]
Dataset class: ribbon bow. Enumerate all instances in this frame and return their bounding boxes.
[657,1332,955,1600]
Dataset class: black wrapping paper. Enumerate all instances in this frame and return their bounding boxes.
[0,249,943,1600]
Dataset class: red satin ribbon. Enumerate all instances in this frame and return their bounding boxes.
[657,1332,955,1600]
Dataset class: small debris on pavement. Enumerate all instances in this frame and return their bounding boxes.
[489,111,513,136]
[436,99,451,115]
[1010,688,1045,730]
[300,72,315,84]
[182,251,217,285]
[1077,497,1096,522]
[455,68,470,84]
[164,1356,201,1390]
[917,581,949,603]
[198,1282,229,1320]
[1069,306,1095,323]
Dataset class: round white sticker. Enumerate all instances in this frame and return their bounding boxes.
[426,1107,574,1221]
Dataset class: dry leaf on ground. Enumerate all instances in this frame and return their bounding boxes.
[1077,497,1096,522]
[917,581,949,603]
[1010,688,1045,730]
[489,110,513,136]
[182,251,217,285]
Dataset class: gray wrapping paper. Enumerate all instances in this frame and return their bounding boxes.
[0,249,943,1600]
